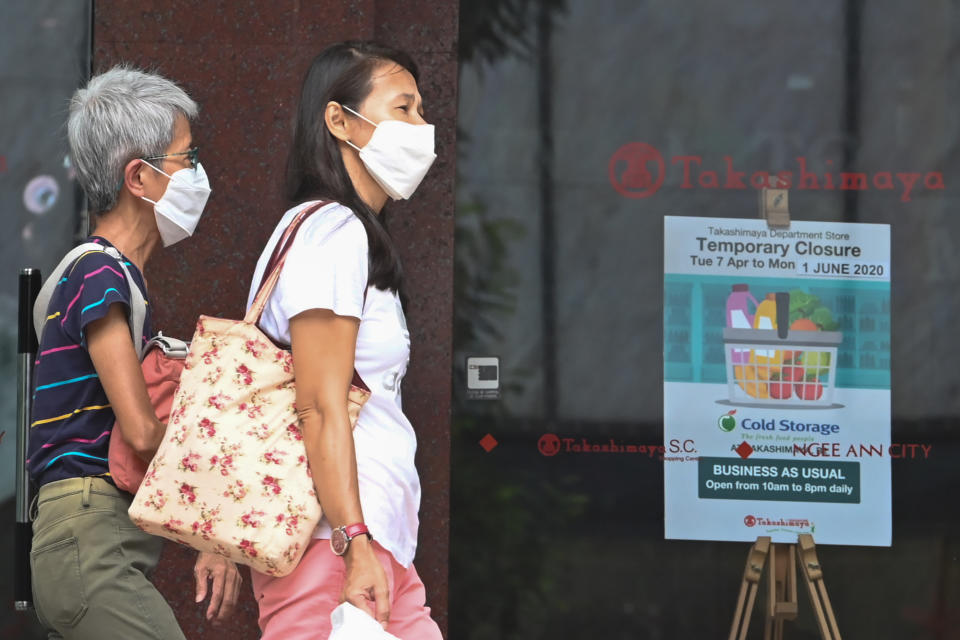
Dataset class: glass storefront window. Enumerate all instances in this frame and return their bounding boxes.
[452,1,960,637]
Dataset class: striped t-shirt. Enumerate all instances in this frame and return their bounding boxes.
[27,237,151,489]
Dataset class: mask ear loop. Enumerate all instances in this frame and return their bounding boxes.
[139,159,173,206]
[141,159,173,180]
[116,157,171,193]
[341,104,378,152]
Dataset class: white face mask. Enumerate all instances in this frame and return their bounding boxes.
[141,161,211,247]
[343,105,436,200]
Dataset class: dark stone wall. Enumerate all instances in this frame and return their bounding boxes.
[94,1,456,636]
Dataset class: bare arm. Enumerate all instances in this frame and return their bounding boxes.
[86,302,163,461]
[289,308,390,627]
[89,302,242,622]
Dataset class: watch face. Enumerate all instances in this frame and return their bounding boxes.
[330,527,348,556]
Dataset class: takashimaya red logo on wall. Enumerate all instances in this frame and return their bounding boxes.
[536,433,680,458]
[608,142,944,202]
[608,142,666,198]
[538,433,562,457]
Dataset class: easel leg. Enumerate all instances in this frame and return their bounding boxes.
[730,580,750,640]
[764,545,775,640]
[818,580,842,639]
[765,543,798,640]
[797,534,842,640]
[729,537,770,640]
[732,534,842,640]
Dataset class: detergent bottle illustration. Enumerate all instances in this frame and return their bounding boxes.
[726,284,757,364]
[728,287,767,399]
[732,293,784,400]
[748,293,786,392]
[753,293,778,330]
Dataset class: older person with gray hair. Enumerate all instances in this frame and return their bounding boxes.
[27,65,240,639]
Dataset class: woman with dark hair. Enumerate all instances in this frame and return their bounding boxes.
[245,41,442,639]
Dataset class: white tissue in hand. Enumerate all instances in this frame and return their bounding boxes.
[329,602,401,640]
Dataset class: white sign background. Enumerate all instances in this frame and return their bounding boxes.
[664,216,891,546]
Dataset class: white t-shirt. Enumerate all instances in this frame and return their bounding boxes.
[246,201,420,568]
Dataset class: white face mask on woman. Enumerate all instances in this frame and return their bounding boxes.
[342,104,436,200]
[141,161,212,247]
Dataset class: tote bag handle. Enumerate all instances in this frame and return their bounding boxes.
[245,201,331,324]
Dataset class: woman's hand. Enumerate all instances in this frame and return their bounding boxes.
[194,551,242,624]
[341,536,391,628]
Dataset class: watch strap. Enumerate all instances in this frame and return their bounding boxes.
[343,523,370,540]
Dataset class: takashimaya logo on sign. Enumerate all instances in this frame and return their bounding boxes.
[744,515,813,531]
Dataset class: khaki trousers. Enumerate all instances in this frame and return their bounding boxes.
[30,477,186,640]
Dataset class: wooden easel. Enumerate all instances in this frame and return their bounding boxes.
[727,191,841,638]
[728,534,842,640]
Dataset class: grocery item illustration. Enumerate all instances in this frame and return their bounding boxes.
[726,284,758,364]
[726,290,843,407]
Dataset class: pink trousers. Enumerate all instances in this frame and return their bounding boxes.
[251,538,443,639]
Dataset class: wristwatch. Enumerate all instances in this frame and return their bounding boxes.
[330,523,372,556]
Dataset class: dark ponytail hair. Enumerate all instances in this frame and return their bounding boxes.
[286,41,419,293]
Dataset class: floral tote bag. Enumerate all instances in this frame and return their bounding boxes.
[129,201,371,576]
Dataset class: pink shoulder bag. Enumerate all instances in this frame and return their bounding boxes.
[109,334,188,493]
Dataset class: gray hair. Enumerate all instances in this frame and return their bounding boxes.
[68,66,198,215]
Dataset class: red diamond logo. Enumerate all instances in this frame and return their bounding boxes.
[735,441,754,459]
[479,434,498,452]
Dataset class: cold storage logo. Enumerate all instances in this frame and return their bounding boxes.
[717,410,737,432]
[740,417,840,435]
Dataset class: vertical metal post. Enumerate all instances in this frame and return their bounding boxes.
[537,4,557,423]
[16,267,41,611]
[842,0,863,223]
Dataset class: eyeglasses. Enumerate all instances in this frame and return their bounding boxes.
[142,146,199,170]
